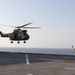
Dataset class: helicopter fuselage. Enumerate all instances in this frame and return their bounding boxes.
[0,29,30,43]
[10,29,29,40]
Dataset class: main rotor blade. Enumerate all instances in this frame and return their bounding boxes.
[0,23,41,29]
[23,27,41,29]
[0,24,15,28]
[17,23,32,28]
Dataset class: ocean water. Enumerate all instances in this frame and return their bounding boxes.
[0,47,75,55]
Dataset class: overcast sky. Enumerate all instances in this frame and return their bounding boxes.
[0,0,75,48]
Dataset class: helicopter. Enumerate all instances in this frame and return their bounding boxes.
[0,23,40,44]
[72,45,75,50]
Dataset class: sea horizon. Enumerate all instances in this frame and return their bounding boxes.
[0,47,74,55]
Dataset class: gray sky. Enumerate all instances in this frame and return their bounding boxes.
[0,0,75,48]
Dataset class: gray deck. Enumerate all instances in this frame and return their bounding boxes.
[0,52,75,75]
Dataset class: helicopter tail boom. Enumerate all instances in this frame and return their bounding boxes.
[0,31,9,37]
[0,31,4,37]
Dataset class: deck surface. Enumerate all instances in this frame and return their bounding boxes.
[0,52,75,75]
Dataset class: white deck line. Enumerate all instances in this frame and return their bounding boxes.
[65,68,75,69]
[26,54,30,64]
[27,74,33,75]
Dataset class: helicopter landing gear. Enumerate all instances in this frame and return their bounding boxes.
[24,41,26,43]
[17,41,20,44]
[11,41,13,43]
[11,41,26,44]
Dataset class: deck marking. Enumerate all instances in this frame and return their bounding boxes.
[27,74,33,75]
[26,54,30,64]
[65,68,75,70]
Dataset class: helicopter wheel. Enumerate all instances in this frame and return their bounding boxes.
[11,41,13,43]
[24,41,26,43]
[17,41,20,44]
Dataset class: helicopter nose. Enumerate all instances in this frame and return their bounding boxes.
[25,35,30,40]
